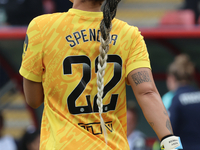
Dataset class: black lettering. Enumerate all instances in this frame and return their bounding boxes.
[81,29,89,42]
[97,29,100,42]
[66,35,76,47]
[169,140,178,143]
[78,121,113,135]
[172,142,178,145]
[66,29,118,47]
[73,31,81,45]
[89,29,96,41]
[111,35,118,45]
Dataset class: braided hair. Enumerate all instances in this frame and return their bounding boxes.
[97,0,121,143]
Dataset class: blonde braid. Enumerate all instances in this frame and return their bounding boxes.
[97,0,121,143]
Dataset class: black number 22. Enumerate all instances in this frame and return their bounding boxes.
[63,55,122,115]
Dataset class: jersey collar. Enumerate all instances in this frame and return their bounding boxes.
[68,8,103,18]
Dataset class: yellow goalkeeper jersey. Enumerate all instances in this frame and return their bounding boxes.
[19,8,151,150]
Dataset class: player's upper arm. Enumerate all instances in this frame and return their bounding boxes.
[127,67,158,97]
[23,77,44,109]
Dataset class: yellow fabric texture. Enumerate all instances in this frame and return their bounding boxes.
[19,8,151,150]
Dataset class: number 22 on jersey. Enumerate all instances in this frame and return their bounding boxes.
[63,55,122,115]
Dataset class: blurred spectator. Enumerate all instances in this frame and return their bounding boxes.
[18,126,40,150]
[0,0,73,26]
[1,0,44,26]
[162,62,179,111]
[182,0,200,24]
[53,0,73,12]
[168,54,200,150]
[0,111,17,150]
[43,0,73,14]
[127,101,147,150]
[0,4,6,25]
[43,0,55,14]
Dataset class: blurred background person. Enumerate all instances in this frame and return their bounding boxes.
[2,0,44,26]
[43,0,55,14]
[0,0,73,26]
[17,126,40,150]
[162,62,179,111]
[168,54,200,150]
[127,101,147,150]
[43,0,73,14]
[53,0,72,12]
[0,111,17,150]
[182,0,200,24]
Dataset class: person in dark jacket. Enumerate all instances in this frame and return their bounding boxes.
[2,0,44,26]
[168,54,200,150]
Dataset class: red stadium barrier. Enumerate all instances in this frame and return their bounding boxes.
[141,26,200,39]
[1,26,200,39]
[0,27,26,39]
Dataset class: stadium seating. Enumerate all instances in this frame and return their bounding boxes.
[160,9,195,26]
[116,0,184,27]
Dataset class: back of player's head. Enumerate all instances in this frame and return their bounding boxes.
[100,0,121,40]
[96,0,121,143]
[168,54,195,83]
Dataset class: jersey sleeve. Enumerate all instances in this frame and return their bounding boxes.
[125,27,151,79]
[19,17,44,82]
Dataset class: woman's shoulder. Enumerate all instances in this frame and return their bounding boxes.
[27,12,66,30]
[31,12,63,23]
[112,18,140,35]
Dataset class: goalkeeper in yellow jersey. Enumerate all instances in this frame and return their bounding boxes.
[19,0,182,149]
